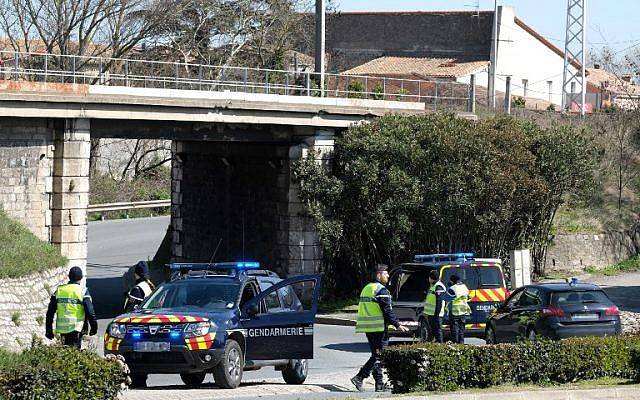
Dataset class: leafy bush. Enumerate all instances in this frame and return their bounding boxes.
[372,83,384,100]
[0,210,67,279]
[382,336,640,393]
[347,80,365,99]
[513,96,526,108]
[0,345,128,400]
[293,113,596,294]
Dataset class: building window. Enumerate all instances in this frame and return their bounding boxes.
[522,79,528,97]
[547,81,553,103]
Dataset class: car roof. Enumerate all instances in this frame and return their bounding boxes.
[526,282,602,292]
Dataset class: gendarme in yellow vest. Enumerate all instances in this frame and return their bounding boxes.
[355,282,385,333]
[448,283,472,316]
[423,282,446,317]
[55,283,85,334]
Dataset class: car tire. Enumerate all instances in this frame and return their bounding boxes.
[213,339,243,389]
[180,371,206,386]
[486,325,498,345]
[419,319,429,342]
[130,373,148,388]
[282,359,308,384]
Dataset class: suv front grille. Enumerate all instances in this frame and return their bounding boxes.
[124,352,187,364]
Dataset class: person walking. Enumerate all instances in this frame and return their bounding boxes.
[45,266,98,348]
[351,264,408,392]
[446,274,472,344]
[124,261,155,312]
[422,269,446,343]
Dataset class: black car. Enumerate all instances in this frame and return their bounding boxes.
[485,282,622,343]
[105,262,321,388]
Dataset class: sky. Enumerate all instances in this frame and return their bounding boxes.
[335,0,640,56]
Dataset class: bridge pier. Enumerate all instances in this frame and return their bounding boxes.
[51,119,90,274]
[171,129,335,277]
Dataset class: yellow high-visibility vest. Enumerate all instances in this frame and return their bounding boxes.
[55,284,85,334]
[355,282,385,333]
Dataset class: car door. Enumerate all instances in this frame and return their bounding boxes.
[241,274,321,361]
[491,288,523,342]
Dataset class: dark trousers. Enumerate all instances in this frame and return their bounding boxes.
[358,331,388,383]
[61,331,82,348]
[427,316,443,343]
[450,316,466,344]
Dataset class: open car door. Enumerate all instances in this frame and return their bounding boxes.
[241,274,321,360]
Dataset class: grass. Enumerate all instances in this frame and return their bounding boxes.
[584,256,640,276]
[0,210,67,279]
[318,298,358,314]
[552,206,601,234]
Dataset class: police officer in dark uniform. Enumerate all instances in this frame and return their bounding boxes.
[124,261,155,312]
[423,269,446,343]
[45,266,98,348]
[351,264,408,392]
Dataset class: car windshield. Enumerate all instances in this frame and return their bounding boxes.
[440,266,503,290]
[551,290,612,306]
[141,282,241,311]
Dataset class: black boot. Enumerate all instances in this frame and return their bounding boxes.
[350,375,364,392]
[375,381,387,392]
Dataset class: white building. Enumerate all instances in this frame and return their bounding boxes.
[330,6,579,108]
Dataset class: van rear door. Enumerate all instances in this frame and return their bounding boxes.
[470,265,507,325]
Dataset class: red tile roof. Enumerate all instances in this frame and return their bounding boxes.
[342,56,488,79]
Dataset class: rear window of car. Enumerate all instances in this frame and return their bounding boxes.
[440,266,503,290]
[477,267,504,289]
[552,290,612,306]
[441,266,478,289]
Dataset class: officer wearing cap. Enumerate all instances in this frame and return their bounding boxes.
[45,266,98,348]
[423,269,446,343]
[124,261,155,312]
[351,264,408,392]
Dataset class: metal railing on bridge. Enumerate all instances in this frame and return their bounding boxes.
[0,51,472,111]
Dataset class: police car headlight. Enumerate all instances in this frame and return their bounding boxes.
[108,323,127,339]
[184,322,215,338]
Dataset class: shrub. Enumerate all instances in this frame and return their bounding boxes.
[382,336,640,393]
[0,345,128,400]
[347,80,365,99]
[372,83,385,100]
[513,96,526,108]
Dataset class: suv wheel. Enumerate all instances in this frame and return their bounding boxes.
[180,371,206,386]
[419,319,429,342]
[282,359,308,384]
[485,325,497,345]
[130,373,147,388]
[213,339,243,389]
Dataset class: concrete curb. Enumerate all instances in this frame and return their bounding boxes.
[314,315,356,326]
[399,387,640,400]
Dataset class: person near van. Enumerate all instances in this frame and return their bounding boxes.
[45,266,98,348]
[124,261,155,312]
[352,264,408,392]
[446,274,472,344]
[423,269,446,343]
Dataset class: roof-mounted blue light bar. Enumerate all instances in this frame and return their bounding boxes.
[413,253,475,262]
[169,261,261,271]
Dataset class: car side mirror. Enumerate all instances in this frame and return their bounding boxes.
[245,303,259,317]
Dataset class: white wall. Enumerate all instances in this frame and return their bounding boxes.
[493,6,578,106]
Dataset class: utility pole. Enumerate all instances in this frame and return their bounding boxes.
[561,0,587,117]
[315,0,326,97]
[488,0,498,109]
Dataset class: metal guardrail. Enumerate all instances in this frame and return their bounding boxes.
[0,50,472,110]
[87,199,170,213]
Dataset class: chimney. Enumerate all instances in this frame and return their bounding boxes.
[622,74,632,83]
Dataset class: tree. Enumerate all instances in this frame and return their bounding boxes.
[294,113,596,295]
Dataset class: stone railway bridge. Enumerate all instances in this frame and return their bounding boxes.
[0,81,434,277]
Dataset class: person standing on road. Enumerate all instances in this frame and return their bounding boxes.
[423,269,446,343]
[351,264,408,392]
[124,261,155,312]
[45,266,98,348]
[445,274,472,344]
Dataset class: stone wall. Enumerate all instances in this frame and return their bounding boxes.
[545,232,640,272]
[0,118,54,241]
[0,266,67,351]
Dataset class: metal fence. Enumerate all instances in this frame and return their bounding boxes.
[0,51,472,110]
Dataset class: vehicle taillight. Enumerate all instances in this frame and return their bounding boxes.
[605,305,620,316]
[542,307,565,317]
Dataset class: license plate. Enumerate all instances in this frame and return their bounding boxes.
[133,342,170,352]
[572,313,598,321]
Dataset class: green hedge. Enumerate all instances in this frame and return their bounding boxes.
[0,345,128,400]
[382,336,640,393]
